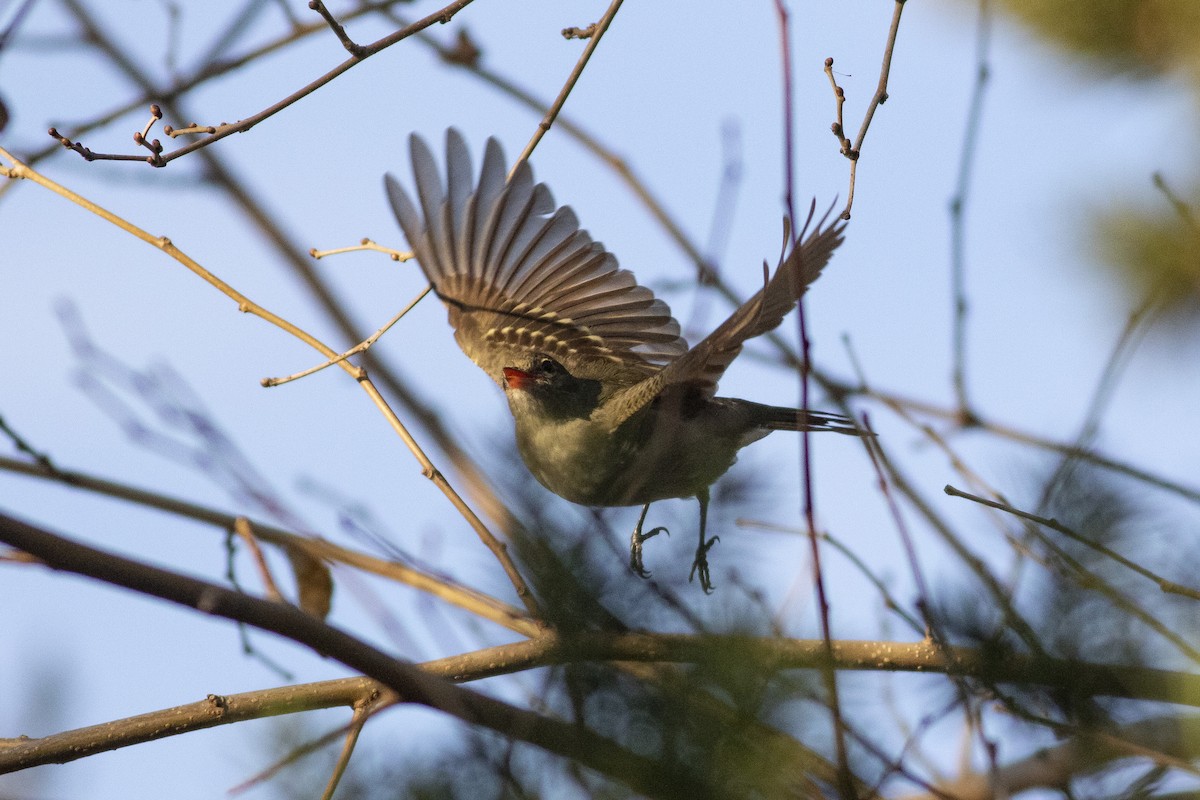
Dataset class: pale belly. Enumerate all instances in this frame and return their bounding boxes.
[513,412,745,508]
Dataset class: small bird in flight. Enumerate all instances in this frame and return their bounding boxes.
[386,129,860,591]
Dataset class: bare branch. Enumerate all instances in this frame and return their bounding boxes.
[51,0,479,167]
[0,512,710,800]
[0,455,536,636]
[948,0,993,415]
[0,146,542,617]
[509,0,625,173]
[946,484,1200,601]
[825,0,908,219]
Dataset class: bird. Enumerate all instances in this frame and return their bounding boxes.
[385,129,861,592]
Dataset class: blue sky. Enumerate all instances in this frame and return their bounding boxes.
[1,1,1198,796]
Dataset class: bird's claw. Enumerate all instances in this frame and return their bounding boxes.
[688,535,720,594]
[630,525,669,578]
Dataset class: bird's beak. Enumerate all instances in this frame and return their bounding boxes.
[502,366,533,390]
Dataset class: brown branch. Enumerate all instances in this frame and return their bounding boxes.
[52,0,479,167]
[0,145,542,618]
[824,57,853,157]
[232,516,286,602]
[819,371,1200,506]
[510,0,625,173]
[0,455,536,637]
[321,701,371,800]
[905,715,1200,800]
[945,484,1200,601]
[308,0,367,58]
[261,284,428,387]
[44,0,536,611]
[19,2,412,168]
[774,3,852,798]
[0,511,711,800]
[5,622,1200,776]
[825,0,908,220]
[946,483,1200,664]
[0,676,383,773]
[947,0,993,416]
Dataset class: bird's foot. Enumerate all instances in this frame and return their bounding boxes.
[629,524,669,578]
[688,535,721,594]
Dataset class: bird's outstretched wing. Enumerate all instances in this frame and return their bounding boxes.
[597,205,846,430]
[385,129,689,387]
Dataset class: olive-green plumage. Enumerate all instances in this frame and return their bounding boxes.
[386,129,859,590]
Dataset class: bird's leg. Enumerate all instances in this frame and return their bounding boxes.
[688,489,719,593]
[629,502,668,578]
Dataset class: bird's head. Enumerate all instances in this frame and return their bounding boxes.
[501,355,601,422]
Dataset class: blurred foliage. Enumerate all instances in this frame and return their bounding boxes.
[996,0,1200,77]
[988,0,1200,328]
[1094,201,1200,319]
[262,634,838,799]
[254,456,867,799]
[931,461,1200,735]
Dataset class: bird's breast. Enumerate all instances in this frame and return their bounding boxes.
[511,406,747,508]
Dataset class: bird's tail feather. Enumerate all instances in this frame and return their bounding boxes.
[744,401,865,435]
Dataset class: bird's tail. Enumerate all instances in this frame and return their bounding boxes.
[744,400,865,435]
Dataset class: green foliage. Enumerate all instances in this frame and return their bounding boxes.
[998,0,1200,76]
[1095,203,1200,319]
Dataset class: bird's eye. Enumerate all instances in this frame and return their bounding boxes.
[539,358,557,373]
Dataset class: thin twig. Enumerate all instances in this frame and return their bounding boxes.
[309,0,367,58]
[859,415,935,638]
[847,2,906,173]
[0,453,536,635]
[816,369,1200,505]
[823,58,852,157]
[1035,295,1158,511]
[233,516,286,601]
[226,698,392,795]
[948,0,992,416]
[509,0,625,174]
[262,286,429,387]
[1153,172,1200,233]
[52,0,531,605]
[0,148,541,618]
[869,437,1049,656]
[17,2,412,169]
[309,238,408,261]
[321,702,371,800]
[738,517,924,634]
[947,483,1200,664]
[945,484,1200,601]
[825,0,908,220]
[773,3,853,797]
[0,512,718,799]
[51,0,479,167]
[0,415,61,476]
[861,411,1003,782]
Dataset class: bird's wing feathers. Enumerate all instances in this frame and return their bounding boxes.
[385,129,689,386]
[597,205,846,430]
[690,204,845,390]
